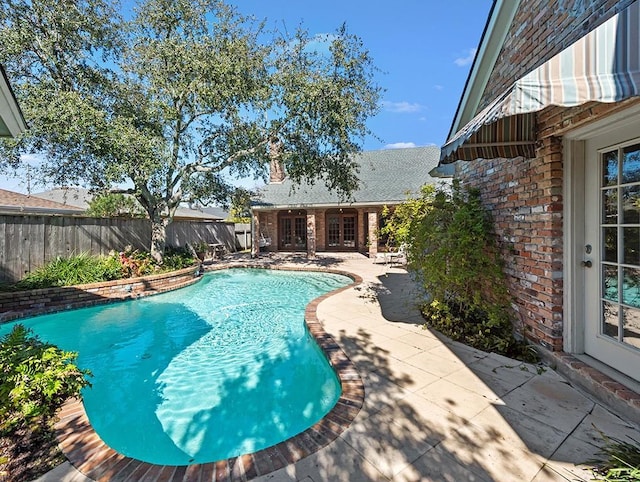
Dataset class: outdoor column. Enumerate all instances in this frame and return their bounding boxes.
[307,212,316,258]
[367,211,378,257]
[252,212,260,258]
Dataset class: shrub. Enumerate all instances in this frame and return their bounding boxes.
[0,325,92,433]
[16,253,122,290]
[382,181,535,361]
[588,432,640,481]
[163,247,197,271]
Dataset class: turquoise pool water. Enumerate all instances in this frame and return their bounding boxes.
[0,268,351,465]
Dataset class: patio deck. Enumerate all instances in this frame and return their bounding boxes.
[37,252,640,482]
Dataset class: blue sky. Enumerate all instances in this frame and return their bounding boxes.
[233,1,493,150]
[2,1,492,193]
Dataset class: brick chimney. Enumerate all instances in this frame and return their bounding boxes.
[269,137,285,183]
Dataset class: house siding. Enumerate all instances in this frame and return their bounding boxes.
[479,0,637,112]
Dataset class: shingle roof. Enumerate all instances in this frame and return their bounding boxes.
[33,187,225,220]
[0,188,84,214]
[253,146,442,208]
[32,187,91,209]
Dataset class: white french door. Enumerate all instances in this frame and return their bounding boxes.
[584,127,640,382]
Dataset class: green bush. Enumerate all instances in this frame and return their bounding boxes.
[1,248,197,292]
[382,181,534,361]
[163,247,198,271]
[588,432,640,481]
[16,253,123,290]
[0,325,92,433]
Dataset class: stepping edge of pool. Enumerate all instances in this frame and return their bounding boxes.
[54,265,365,482]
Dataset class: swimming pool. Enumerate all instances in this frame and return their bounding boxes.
[0,268,352,465]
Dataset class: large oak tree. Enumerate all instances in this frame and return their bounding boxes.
[0,0,382,261]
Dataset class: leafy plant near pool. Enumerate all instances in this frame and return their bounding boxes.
[382,181,535,361]
[0,247,196,291]
[0,324,92,432]
[587,432,640,481]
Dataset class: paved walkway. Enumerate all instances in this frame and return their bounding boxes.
[38,253,639,482]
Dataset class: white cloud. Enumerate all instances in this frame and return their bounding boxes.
[433,84,444,91]
[454,48,477,67]
[383,142,417,149]
[381,101,423,113]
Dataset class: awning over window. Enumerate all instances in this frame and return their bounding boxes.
[440,0,640,164]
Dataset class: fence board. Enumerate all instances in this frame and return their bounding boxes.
[0,214,236,283]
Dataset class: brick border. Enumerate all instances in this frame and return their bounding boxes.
[54,265,364,481]
[541,350,640,426]
[0,265,203,323]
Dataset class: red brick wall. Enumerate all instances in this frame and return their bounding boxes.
[480,0,635,110]
[0,266,201,322]
[457,140,564,350]
[458,98,640,350]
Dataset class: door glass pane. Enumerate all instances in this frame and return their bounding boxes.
[602,188,618,224]
[281,218,292,247]
[328,216,340,247]
[294,217,306,248]
[622,185,640,224]
[622,144,640,184]
[343,216,356,248]
[602,302,619,339]
[623,267,640,308]
[603,265,618,302]
[603,150,618,186]
[623,307,640,348]
[623,227,640,265]
[603,227,617,262]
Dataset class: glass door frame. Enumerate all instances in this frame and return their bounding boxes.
[278,210,307,251]
[325,209,358,251]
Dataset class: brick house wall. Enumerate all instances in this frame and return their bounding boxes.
[455,0,640,350]
[458,100,640,350]
[479,0,636,111]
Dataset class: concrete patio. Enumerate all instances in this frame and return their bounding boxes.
[38,253,640,482]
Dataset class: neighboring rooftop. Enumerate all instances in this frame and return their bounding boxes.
[33,187,92,209]
[253,146,442,209]
[33,187,226,221]
[0,188,84,214]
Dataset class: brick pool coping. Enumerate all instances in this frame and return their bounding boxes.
[54,264,365,481]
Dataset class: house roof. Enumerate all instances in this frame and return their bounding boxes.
[253,146,442,209]
[0,188,84,214]
[32,187,92,209]
[0,65,26,137]
[33,187,225,221]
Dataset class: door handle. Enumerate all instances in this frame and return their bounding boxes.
[581,260,592,268]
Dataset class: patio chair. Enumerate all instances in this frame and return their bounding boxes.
[372,244,407,265]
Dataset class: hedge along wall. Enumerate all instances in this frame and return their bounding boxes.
[0,265,201,322]
[0,214,235,283]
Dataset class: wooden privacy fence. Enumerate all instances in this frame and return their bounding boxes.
[0,214,236,283]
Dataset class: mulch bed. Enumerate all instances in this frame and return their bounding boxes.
[0,424,64,482]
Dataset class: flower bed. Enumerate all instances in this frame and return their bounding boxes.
[0,265,201,323]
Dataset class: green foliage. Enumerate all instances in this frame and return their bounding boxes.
[16,253,123,290]
[588,432,640,481]
[86,193,146,218]
[0,248,196,291]
[227,188,253,223]
[162,247,197,271]
[0,0,382,261]
[383,182,534,360]
[0,325,91,432]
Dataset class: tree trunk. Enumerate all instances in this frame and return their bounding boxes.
[150,214,168,263]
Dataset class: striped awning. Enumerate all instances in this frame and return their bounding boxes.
[440,0,640,164]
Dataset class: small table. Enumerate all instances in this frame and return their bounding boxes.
[208,243,226,260]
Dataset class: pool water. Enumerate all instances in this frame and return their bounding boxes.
[0,268,351,465]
